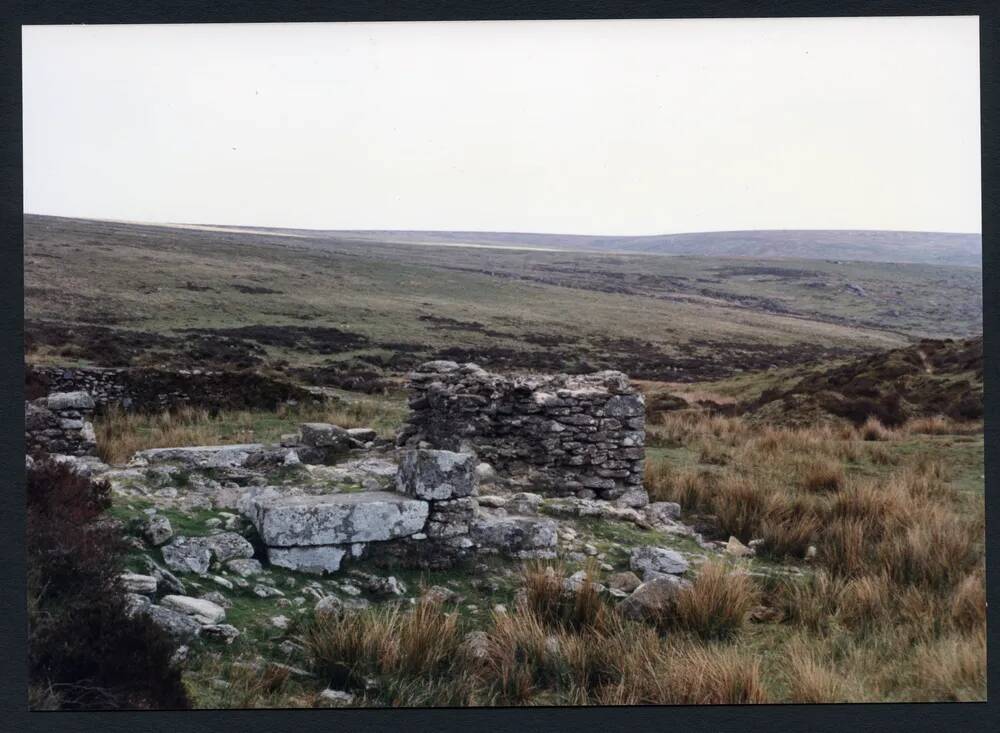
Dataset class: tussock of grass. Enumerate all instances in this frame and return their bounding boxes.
[860,416,891,441]
[672,561,758,640]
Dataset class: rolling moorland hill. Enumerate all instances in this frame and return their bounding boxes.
[24,215,981,388]
[173,225,983,268]
[644,337,983,428]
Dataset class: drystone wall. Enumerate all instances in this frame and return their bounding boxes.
[28,365,317,413]
[397,361,645,500]
[25,391,98,457]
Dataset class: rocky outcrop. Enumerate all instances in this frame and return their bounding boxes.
[397,362,645,500]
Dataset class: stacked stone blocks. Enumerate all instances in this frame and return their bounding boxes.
[397,362,645,499]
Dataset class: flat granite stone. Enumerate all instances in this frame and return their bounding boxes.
[132,444,266,469]
[246,491,429,546]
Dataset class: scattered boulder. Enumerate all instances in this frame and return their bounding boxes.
[144,515,173,546]
[618,575,691,622]
[300,423,352,449]
[144,605,202,640]
[607,571,643,594]
[200,591,232,609]
[162,538,213,575]
[459,630,491,662]
[201,624,240,644]
[201,532,255,563]
[143,557,186,594]
[314,595,345,621]
[614,486,650,509]
[645,502,681,526]
[226,558,263,577]
[629,546,690,580]
[160,595,227,625]
[119,572,158,595]
[725,536,755,558]
[317,689,355,707]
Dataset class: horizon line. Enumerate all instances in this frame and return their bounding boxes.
[21,212,984,239]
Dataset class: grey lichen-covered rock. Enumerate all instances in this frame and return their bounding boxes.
[161,595,227,624]
[645,502,682,525]
[346,427,377,443]
[162,538,213,575]
[317,689,355,707]
[46,391,96,411]
[142,557,186,594]
[395,449,478,500]
[507,492,543,515]
[246,491,429,546]
[144,515,173,546]
[201,532,255,563]
[629,546,690,580]
[314,595,345,620]
[161,533,254,574]
[268,545,347,574]
[119,572,158,595]
[617,575,691,622]
[226,558,263,577]
[144,605,202,640]
[201,624,241,644]
[607,571,643,594]
[131,444,266,469]
[300,423,351,449]
[614,486,650,509]
[471,516,558,559]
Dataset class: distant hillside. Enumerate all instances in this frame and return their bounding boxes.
[740,336,984,427]
[317,229,982,267]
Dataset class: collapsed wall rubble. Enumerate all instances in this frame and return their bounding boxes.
[397,361,646,500]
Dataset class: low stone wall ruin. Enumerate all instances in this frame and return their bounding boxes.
[25,391,98,457]
[397,361,645,500]
[27,365,316,413]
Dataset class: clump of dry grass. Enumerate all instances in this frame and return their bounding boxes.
[783,639,858,703]
[95,405,224,464]
[637,643,769,705]
[672,561,759,640]
[697,441,730,465]
[910,630,987,701]
[304,597,462,690]
[520,560,610,632]
[901,415,983,436]
[949,569,986,632]
[799,459,845,493]
[860,416,892,441]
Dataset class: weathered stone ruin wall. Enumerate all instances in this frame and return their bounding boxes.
[397,362,645,500]
[239,448,499,573]
[25,391,97,457]
[28,365,317,413]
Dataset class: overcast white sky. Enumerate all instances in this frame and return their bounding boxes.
[23,17,981,235]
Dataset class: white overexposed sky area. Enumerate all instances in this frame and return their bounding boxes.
[23,17,981,235]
